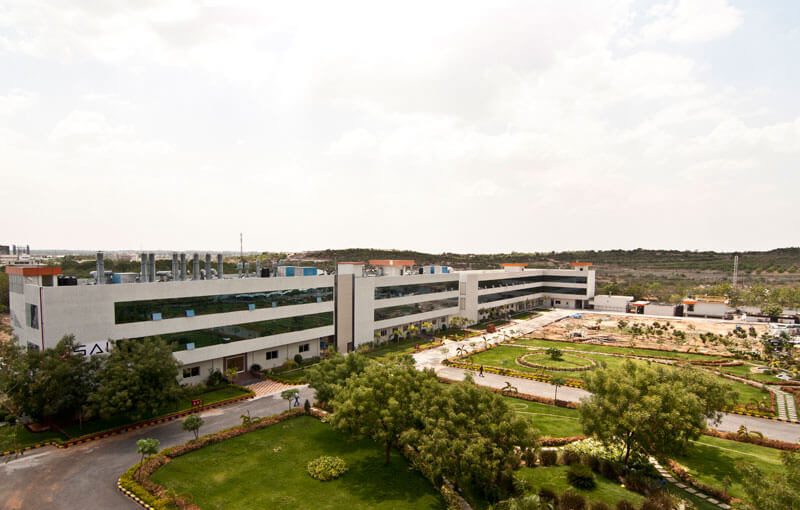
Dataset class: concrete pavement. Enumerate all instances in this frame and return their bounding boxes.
[0,385,314,510]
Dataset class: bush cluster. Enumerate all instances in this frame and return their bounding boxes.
[567,463,596,490]
[306,456,348,481]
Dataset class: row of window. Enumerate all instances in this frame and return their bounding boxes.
[182,341,316,378]
[374,297,459,321]
[477,286,587,304]
[113,287,334,324]
[478,275,587,289]
[374,281,459,300]
[126,311,334,352]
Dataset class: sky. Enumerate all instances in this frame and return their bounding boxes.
[1,0,799,254]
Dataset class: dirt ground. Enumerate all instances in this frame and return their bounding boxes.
[534,313,768,356]
[0,314,11,344]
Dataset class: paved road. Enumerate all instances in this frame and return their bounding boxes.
[414,312,800,443]
[0,386,314,510]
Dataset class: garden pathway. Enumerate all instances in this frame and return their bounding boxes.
[245,379,302,397]
[649,457,730,510]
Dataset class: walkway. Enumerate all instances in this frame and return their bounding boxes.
[412,311,800,443]
[650,457,730,510]
[245,378,301,397]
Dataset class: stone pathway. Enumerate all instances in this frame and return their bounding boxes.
[772,387,797,421]
[245,379,301,397]
[649,457,730,510]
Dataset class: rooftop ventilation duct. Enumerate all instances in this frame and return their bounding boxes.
[148,253,156,282]
[96,251,104,285]
[140,253,147,283]
[180,253,187,281]
[217,254,223,279]
[192,253,199,281]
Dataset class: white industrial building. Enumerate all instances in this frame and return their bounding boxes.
[6,254,595,384]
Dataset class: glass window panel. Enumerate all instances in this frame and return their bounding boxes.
[374,281,459,300]
[374,298,459,321]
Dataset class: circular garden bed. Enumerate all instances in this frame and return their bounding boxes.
[516,351,598,372]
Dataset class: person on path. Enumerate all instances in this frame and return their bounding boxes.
[293,391,300,407]
[479,365,484,377]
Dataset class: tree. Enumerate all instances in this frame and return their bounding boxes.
[736,450,799,510]
[421,322,434,337]
[579,361,736,467]
[181,414,204,440]
[550,375,566,402]
[501,381,518,395]
[135,438,160,481]
[545,348,563,361]
[406,324,420,340]
[306,347,369,404]
[331,359,436,464]
[761,303,783,318]
[281,388,297,410]
[0,335,100,424]
[401,376,537,500]
[89,337,182,420]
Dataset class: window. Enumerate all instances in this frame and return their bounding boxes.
[374,281,459,300]
[114,286,334,324]
[374,297,459,322]
[299,343,310,353]
[126,311,334,352]
[478,286,586,304]
[26,304,39,329]
[478,275,587,289]
[266,350,279,360]
[182,366,200,378]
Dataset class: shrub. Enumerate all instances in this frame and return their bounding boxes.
[6,414,17,426]
[303,399,311,412]
[639,493,676,510]
[581,454,600,472]
[622,473,651,496]
[293,354,303,365]
[615,501,636,510]
[249,363,261,372]
[306,456,348,481]
[538,486,558,502]
[599,459,619,480]
[590,503,612,510]
[539,449,558,466]
[0,408,9,422]
[206,369,225,386]
[559,492,587,510]
[567,464,596,490]
[522,447,537,466]
[560,449,581,465]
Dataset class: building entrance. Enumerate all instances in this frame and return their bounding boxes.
[224,354,246,373]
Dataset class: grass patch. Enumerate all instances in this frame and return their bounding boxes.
[502,397,583,437]
[518,352,595,370]
[512,338,722,361]
[516,465,645,507]
[470,319,510,331]
[366,337,441,360]
[150,415,444,510]
[61,385,250,438]
[0,424,66,452]
[672,435,784,500]
[469,345,771,411]
[717,364,791,384]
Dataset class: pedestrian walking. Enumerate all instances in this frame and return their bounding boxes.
[293,391,300,407]
[479,365,484,377]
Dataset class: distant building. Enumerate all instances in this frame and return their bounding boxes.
[644,302,679,317]
[0,245,9,255]
[683,296,728,319]
[592,295,633,313]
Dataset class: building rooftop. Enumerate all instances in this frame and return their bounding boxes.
[5,265,62,276]
[368,259,414,266]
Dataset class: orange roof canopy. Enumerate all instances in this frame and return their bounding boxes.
[570,262,593,266]
[500,263,527,267]
[5,266,62,276]
[369,260,414,266]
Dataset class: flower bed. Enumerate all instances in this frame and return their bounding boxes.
[540,436,587,447]
[307,456,348,481]
[703,428,800,451]
[516,351,598,372]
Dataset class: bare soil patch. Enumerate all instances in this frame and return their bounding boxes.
[536,313,767,356]
[0,314,11,344]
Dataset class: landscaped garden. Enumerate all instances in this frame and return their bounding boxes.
[501,396,583,437]
[149,415,445,510]
[516,464,645,507]
[460,341,775,413]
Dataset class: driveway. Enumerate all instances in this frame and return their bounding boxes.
[0,386,314,510]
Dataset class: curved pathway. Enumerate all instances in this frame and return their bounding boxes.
[413,312,800,443]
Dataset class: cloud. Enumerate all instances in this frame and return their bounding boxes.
[639,0,743,43]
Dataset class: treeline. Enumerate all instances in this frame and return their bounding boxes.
[303,247,800,273]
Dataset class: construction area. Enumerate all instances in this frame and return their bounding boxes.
[533,313,769,356]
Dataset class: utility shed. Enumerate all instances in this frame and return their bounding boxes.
[592,295,633,313]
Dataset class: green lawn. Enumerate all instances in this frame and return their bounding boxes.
[516,465,644,507]
[366,337,440,360]
[61,385,250,438]
[672,435,784,501]
[518,352,594,370]
[468,345,772,411]
[512,338,723,361]
[150,415,444,510]
[0,424,66,452]
[502,397,583,437]
[717,363,792,384]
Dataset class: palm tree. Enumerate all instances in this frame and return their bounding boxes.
[421,321,434,338]
[501,381,518,395]
[406,324,420,341]
[456,346,467,357]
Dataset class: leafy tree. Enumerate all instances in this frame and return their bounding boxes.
[181,414,203,440]
[401,375,537,500]
[281,388,297,410]
[496,494,552,510]
[0,269,8,313]
[406,324,420,339]
[135,438,160,482]
[331,359,436,464]
[89,337,182,420]
[736,450,799,510]
[421,321,434,337]
[760,303,783,317]
[0,335,100,424]
[306,347,369,404]
[579,361,736,467]
[550,374,566,401]
[545,347,563,361]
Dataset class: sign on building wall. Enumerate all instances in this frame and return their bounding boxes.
[73,341,112,356]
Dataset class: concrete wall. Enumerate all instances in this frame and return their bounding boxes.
[686,302,728,318]
[644,303,677,317]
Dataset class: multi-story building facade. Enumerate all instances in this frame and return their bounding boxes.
[6,254,594,384]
